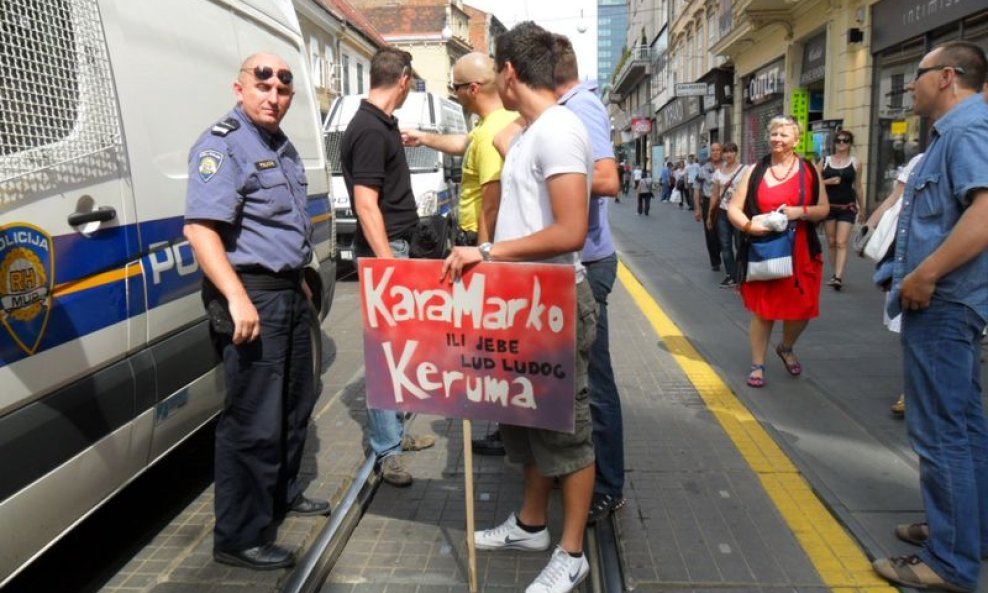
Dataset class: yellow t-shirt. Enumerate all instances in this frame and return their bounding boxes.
[458,108,518,232]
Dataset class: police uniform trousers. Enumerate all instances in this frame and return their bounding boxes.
[211,280,316,552]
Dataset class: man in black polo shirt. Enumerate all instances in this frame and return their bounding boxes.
[341,47,435,487]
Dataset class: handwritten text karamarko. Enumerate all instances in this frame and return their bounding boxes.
[359,259,578,432]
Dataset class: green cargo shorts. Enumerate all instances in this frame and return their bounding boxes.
[500,280,597,477]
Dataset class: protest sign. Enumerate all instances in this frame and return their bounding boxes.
[358,258,577,433]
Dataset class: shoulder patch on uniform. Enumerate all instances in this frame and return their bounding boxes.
[255,160,277,171]
[210,117,241,137]
[197,150,224,182]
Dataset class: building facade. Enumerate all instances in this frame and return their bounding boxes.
[599,0,630,90]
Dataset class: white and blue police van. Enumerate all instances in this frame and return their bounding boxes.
[0,0,336,584]
[322,91,467,261]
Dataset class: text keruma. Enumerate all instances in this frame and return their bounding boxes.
[362,266,566,332]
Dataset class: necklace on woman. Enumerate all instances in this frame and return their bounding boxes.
[769,155,796,181]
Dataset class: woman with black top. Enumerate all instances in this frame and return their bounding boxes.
[816,130,864,290]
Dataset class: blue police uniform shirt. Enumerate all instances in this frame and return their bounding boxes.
[558,81,616,263]
[185,105,312,272]
[888,94,988,323]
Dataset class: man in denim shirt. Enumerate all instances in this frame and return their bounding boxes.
[873,41,988,593]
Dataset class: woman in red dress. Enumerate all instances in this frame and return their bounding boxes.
[727,116,829,387]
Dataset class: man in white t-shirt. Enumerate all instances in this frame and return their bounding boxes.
[441,21,596,593]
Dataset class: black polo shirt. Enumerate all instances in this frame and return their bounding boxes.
[341,99,418,249]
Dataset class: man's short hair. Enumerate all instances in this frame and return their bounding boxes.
[370,47,413,89]
[935,41,987,91]
[495,21,556,91]
[553,34,579,86]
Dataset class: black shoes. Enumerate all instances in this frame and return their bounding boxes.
[587,492,626,524]
[289,495,331,516]
[214,543,295,570]
[472,429,506,456]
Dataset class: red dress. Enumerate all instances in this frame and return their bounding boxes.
[739,168,823,320]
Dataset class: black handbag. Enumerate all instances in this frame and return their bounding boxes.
[409,214,453,259]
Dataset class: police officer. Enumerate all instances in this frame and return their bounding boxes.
[184,53,329,571]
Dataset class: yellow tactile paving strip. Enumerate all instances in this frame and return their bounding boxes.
[618,261,897,593]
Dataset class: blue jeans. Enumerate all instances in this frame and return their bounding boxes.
[356,239,411,460]
[715,211,738,280]
[902,299,988,589]
[584,253,625,496]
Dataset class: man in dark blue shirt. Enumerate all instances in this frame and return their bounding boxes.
[185,53,329,571]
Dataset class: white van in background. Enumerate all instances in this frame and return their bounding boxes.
[0,0,334,585]
[322,91,468,261]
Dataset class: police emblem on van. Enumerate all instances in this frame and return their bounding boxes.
[197,149,225,182]
[0,224,54,355]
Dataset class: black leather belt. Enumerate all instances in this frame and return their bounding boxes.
[235,266,302,290]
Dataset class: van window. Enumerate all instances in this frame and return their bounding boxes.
[0,0,120,182]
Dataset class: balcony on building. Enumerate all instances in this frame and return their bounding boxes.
[611,44,652,97]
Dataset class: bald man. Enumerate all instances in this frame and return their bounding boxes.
[185,53,329,571]
[403,52,518,246]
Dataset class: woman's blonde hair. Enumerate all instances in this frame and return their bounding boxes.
[767,115,801,140]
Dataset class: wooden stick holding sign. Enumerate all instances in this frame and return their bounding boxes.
[463,419,477,593]
[357,258,578,590]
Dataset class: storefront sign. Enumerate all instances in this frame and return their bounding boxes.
[890,120,909,135]
[799,31,827,86]
[675,82,708,96]
[792,89,812,155]
[744,59,784,105]
[872,0,980,53]
[655,96,702,135]
[632,118,653,134]
[359,259,578,432]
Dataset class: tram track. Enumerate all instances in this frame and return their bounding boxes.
[281,443,629,593]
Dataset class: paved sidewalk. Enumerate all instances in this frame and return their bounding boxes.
[320,273,853,592]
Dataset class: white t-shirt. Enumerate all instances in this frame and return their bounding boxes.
[713,164,748,210]
[897,153,924,184]
[495,106,593,282]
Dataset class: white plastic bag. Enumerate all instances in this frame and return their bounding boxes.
[864,199,902,262]
[670,188,682,204]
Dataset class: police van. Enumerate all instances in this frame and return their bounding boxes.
[322,91,467,261]
[0,0,335,584]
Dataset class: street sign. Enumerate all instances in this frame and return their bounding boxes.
[675,82,707,96]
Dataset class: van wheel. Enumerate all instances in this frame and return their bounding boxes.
[308,302,323,396]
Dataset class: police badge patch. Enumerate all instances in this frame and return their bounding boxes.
[197,149,225,182]
[1,223,55,355]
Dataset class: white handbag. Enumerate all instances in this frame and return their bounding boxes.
[863,199,902,262]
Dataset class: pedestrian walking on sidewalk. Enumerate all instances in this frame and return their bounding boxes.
[636,169,653,215]
[727,116,829,388]
[695,144,723,271]
[441,22,597,593]
[708,142,747,287]
[817,129,864,291]
[185,53,330,571]
[871,41,988,593]
[340,48,436,488]
[659,161,672,202]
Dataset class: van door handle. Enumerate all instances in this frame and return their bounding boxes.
[68,206,117,226]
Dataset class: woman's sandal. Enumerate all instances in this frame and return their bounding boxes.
[832,276,843,291]
[746,364,765,388]
[776,344,803,376]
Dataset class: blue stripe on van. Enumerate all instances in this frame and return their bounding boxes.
[1,195,330,369]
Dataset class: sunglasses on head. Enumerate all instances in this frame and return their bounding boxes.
[243,65,293,85]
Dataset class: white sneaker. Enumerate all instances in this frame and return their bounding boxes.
[474,512,550,551]
[526,546,589,593]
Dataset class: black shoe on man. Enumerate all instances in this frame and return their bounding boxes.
[587,492,626,524]
[214,543,295,570]
[288,495,331,517]
[472,429,506,456]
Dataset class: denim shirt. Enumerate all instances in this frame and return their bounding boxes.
[887,94,988,323]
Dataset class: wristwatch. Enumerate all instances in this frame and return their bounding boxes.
[478,242,494,262]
